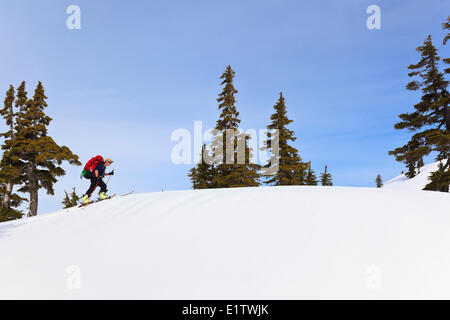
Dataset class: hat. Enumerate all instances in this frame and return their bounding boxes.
[105,158,114,163]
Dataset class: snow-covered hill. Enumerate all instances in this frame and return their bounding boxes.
[384,162,440,190]
[0,186,449,299]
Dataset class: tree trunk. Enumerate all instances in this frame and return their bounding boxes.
[2,181,12,208]
[27,162,38,217]
[28,187,38,217]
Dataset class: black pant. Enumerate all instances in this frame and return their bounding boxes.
[84,170,107,196]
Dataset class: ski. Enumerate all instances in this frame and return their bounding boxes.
[77,191,132,209]
[78,194,116,208]
[78,202,92,208]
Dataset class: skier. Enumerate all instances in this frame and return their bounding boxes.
[81,156,115,204]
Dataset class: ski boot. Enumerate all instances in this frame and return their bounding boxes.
[81,194,93,205]
[98,192,111,201]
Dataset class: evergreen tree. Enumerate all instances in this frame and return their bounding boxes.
[388,35,450,192]
[210,66,260,187]
[188,144,214,189]
[320,165,333,186]
[375,174,383,188]
[262,92,306,185]
[211,65,239,187]
[0,85,16,208]
[424,17,450,192]
[422,17,450,192]
[62,187,80,208]
[62,191,71,208]
[423,162,450,192]
[0,85,26,221]
[424,16,450,192]
[7,82,81,216]
[69,187,80,206]
[305,162,318,186]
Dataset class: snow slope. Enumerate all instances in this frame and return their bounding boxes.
[0,186,449,299]
[384,162,440,190]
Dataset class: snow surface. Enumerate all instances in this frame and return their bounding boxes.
[0,185,449,299]
[384,162,440,190]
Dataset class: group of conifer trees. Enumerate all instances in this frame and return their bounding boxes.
[389,16,450,192]
[62,187,80,209]
[0,81,80,222]
[188,65,332,189]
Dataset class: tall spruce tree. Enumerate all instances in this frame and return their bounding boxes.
[424,17,450,191]
[0,85,26,221]
[8,82,81,216]
[211,65,260,188]
[375,174,383,188]
[320,165,333,186]
[388,35,450,192]
[263,92,306,185]
[0,85,16,208]
[305,162,318,186]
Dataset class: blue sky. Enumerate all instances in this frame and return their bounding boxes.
[0,0,449,214]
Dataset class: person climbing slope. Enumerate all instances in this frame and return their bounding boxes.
[81,156,115,204]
